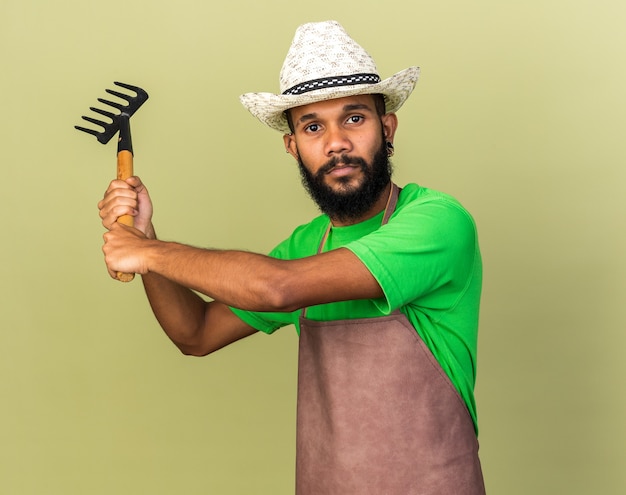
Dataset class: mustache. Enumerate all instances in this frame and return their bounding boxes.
[318,155,368,175]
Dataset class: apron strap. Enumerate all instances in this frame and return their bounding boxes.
[381,182,400,225]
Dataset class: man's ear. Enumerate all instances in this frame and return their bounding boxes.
[381,113,399,143]
[283,133,299,160]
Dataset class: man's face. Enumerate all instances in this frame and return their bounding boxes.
[284,95,398,222]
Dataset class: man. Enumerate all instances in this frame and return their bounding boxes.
[98,20,485,494]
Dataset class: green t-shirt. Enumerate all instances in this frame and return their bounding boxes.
[230,183,482,431]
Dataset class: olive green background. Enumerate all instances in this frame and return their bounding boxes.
[1,1,624,493]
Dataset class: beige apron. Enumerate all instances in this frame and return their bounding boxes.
[295,184,485,494]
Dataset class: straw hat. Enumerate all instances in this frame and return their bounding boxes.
[239,20,420,134]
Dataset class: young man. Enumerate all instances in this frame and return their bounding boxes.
[98,20,485,494]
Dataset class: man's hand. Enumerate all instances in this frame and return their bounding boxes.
[98,176,155,239]
[98,176,156,279]
[102,222,151,279]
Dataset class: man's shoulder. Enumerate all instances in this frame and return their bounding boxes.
[395,183,477,231]
[399,183,463,207]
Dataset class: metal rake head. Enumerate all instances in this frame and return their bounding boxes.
[75,81,149,145]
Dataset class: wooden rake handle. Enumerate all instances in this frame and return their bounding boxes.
[116,149,135,282]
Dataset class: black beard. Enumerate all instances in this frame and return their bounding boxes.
[298,139,392,223]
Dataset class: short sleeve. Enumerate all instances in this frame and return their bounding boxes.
[344,197,479,314]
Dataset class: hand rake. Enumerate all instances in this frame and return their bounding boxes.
[75,81,149,282]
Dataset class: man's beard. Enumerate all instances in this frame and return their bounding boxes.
[297,138,392,223]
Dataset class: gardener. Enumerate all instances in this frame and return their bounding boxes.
[98,20,485,494]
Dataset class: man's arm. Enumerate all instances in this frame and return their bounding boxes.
[141,270,257,356]
[103,223,383,313]
[98,177,257,356]
[98,176,383,355]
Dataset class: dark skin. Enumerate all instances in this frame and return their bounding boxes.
[98,94,398,355]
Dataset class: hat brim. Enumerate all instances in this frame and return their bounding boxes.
[240,66,420,134]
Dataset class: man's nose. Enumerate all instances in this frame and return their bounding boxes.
[325,125,352,156]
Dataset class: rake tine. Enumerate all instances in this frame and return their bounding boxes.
[89,106,117,120]
[74,125,101,138]
[105,88,134,102]
[113,81,144,93]
[97,97,126,112]
[81,115,110,128]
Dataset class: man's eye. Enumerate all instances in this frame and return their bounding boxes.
[347,115,363,124]
[306,124,320,132]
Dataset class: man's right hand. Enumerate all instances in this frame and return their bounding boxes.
[98,176,156,239]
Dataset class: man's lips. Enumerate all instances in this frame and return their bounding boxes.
[325,163,359,177]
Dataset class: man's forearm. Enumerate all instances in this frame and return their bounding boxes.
[143,240,290,312]
[104,224,382,319]
[141,270,210,352]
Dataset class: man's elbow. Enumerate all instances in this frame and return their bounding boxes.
[177,342,213,357]
[172,331,220,357]
[260,274,305,313]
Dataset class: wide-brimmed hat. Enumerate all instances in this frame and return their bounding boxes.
[239,20,420,134]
